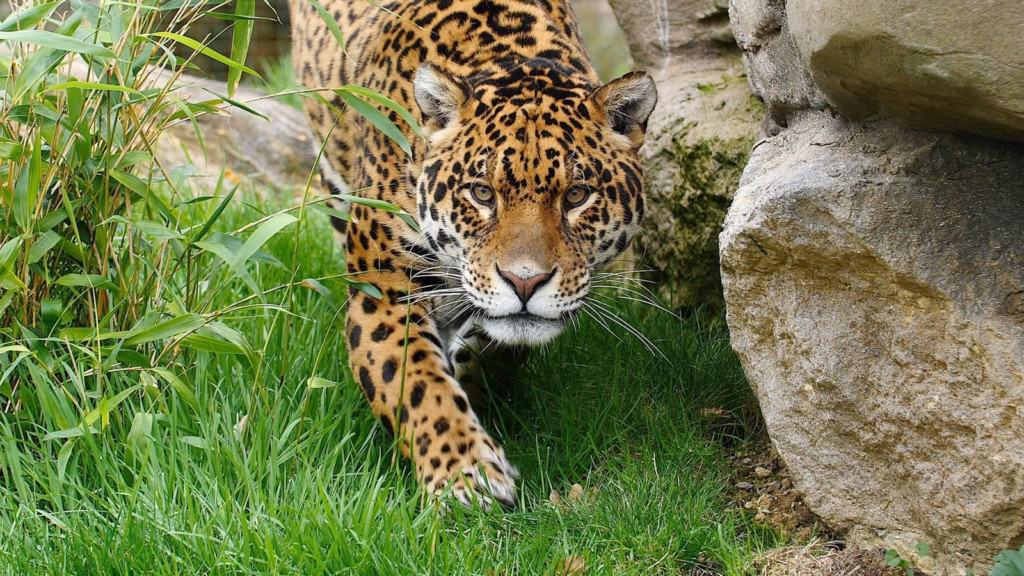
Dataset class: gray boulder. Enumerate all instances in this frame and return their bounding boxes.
[787,0,1024,142]
[724,0,1024,572]
[721,114,1024,574]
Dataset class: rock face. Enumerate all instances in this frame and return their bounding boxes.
[723,0,1024,573]
[786,0,1024,142]
[64,64,317,195]
[607,0,761,308]
[153,73,316,194]
[723,116,1024,574]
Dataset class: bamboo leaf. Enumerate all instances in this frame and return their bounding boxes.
[300,277,335,302]
[11,14,82,99]
[309,202,349,222]
[147,31,261,79]
[150,369,198,411]
[307,0,345,52]
[342,84,423,138]
[190,185,237,244]
[46,80,142,95]
[337,194,400,212]
[0,30,114,57]
[56,439,75,481]
[180,333,244,355]
[0,236,23,269]
[336,89,412,156]
[179,436,207,449]
[109,168,149,197]
[127,412,154,444]
[226,0,256,97]
[124,313,205,346]
[337,193,419,231]
[228,213,297,274]
[0,138,23,160]
[43,426,96,441]
[0,1,61,32]
[0,345,31,355]
[0,292,15,317]
[83,385,139,428]
[200,87,268,120]
[104,216,182,242]
[205,11,271,21]
[307,376,338,389]
[347,280,382,299]
[27,230,61,264]
[58,327,130,342]
[55,274,117,291]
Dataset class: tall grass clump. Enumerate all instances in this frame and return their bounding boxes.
[0,0,341,498]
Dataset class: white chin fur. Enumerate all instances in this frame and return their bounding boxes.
[480,316,564,346]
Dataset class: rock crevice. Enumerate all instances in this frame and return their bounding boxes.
[608,0,762,308]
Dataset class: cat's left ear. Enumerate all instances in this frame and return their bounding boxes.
[591,71,658,149]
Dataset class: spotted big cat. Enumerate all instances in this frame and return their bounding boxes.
[290,0,658,507]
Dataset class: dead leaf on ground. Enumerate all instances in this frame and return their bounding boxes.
[550,483,596,509]
[567,483,584,502]
[556,556,586,575]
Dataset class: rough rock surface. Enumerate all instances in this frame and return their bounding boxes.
[721,115,1024,574]
[725,0,1024,573]
[729,0,826,126]
[153,73,317,194]
[786,0,1024,142]
[63,63,317,194]
[608,0,761,308]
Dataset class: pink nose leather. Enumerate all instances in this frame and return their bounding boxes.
[497,267,554,304]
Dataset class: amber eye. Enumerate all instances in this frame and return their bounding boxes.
[564,186,591,209]
[469,183,495,206]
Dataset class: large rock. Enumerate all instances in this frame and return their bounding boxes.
[608,0,761,308]
[63,64,317,194]
[721,112,1024,575]
[729,0,827,126]
[786,0,1024,142]
[152,73,316,194]
[725,0,1024,572]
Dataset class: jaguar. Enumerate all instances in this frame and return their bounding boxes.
[289,0,657,508]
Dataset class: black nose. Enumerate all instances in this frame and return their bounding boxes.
[497,265,555,305]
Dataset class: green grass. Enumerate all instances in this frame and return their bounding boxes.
[1,2,777,573]
[0,199,773,575]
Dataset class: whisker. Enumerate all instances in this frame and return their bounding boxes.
[580,301,623,343]
[434,298,475,319]
[399,289,466,305]
[584,298,668,361]
[588,284,675,316]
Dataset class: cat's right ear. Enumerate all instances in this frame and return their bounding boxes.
[414,63,472,135]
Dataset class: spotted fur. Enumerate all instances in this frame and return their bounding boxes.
[290,0,657,508]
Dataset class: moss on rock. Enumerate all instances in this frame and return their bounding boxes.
[638,101,758,310]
